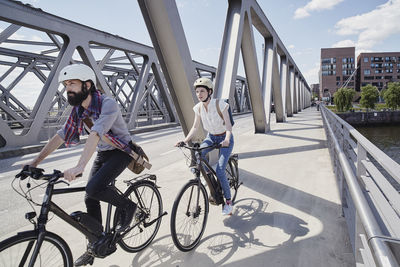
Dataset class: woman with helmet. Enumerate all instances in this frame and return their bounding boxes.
[175,77,234,215]
[20,64,137,266]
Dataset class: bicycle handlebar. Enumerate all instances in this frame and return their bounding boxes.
[16,166,82,181]
[177,142,222,151]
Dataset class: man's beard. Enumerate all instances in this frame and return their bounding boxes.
[67,91,88,106]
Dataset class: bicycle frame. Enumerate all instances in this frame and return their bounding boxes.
[27,179,123,265]
[188,145,223,204]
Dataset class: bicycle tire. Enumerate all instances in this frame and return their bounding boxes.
[114,180,163,253]
[0,230,73,267]
[170,180,209,252]
[225,156,239,203]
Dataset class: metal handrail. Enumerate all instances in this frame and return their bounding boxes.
[321,105,400,267]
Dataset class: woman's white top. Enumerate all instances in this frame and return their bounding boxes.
[193,99,228,135]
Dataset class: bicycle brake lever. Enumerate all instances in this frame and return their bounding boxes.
[55,180,70,186]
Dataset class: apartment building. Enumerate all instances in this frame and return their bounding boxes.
[320,47,356,102]
[356,52,400,93]
[310,84,319,99]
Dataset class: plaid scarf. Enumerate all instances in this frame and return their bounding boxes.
[63,90,129,152]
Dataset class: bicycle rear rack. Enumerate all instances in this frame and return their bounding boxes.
[123,173,157,186]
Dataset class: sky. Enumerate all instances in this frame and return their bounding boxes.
[7,0,400,86]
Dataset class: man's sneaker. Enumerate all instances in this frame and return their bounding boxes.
[222,203,233,215]
[74,251,94,266]
[116,202,137,233]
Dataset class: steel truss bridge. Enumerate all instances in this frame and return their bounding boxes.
[2,1,400,267]
[0,0,310,148]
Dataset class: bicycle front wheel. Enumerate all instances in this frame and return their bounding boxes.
[170,180,209,252]
[0,231,72,267]
[225,156,239,203]
[114,180,163,253]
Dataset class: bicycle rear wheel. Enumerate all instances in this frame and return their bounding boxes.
[0,230,72,267]
[114,180,163,253]
[225,155,239,203]
[170,180,209,252]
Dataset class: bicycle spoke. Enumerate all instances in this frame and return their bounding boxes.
[171,182,208,251]
[115,180,163,253]
[0,232,71,267]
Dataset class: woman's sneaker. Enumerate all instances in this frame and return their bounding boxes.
[74,251,94,266]
[222,203,233,215]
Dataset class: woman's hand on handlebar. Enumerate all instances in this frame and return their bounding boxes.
[175,141,186,147]
[220,139,230,147]
[64,166,84,182]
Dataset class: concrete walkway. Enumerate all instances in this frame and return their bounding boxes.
[0,107,355,266]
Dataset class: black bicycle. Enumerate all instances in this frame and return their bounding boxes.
[170,143,241,252]
[0,167,166,267]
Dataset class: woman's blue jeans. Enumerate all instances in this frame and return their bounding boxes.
[200,133,234,200]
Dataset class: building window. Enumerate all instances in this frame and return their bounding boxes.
[322,70,336,76]
[385,56,390,61]
[364,69,371,75]
[336,76,340,81]
[386,69,393,73]
[322,64,336,70]
[375,69,382,74]
[322,58,336,64]
[342,70,353,75]
[384,76,393,79]
[364,57,369,63]
[342,57,354,64]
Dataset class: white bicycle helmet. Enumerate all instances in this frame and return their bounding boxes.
[194,77,213,90]
[58,64,96,84]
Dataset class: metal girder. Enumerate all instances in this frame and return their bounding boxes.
[0,0,312,149]
[242,11,267,132]
[281,56,290,119]
[138,0,204,142]
[0,0,176,148]
[138,0,311,136]
[287,67,294,117]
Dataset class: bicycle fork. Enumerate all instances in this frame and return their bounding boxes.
[186,170,204,219]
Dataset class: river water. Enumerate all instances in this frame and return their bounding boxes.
[355,125,400,190]
[355,125,400,165]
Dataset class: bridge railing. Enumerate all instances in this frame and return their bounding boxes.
[321,105,400,267]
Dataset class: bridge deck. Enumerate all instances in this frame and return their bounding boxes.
[0,107,355,266]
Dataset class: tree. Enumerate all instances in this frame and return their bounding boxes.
[360,84,379,110]
[333,87,355,112]
[382,82,400,110]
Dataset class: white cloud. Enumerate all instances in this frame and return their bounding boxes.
[332,39,356,48]
[294,0,344,19]
[334,0,400,51]
[288,44,295,49]
[304,62,320,84]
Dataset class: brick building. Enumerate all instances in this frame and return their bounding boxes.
[356,52,400,95]
[320,47,356,102]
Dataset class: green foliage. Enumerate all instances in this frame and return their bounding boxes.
[382,82,400,110]
[333,87,355,112]
[360,84,379,110]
